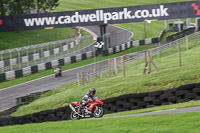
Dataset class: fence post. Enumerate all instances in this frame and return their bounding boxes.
[114,58,118,75]
[98,66,102,79]
[108,59,112,77]
[186,36,188,50]
[144,49,158,74]
[122,56,126,77]
[10,52,13,71]
[81,71,84,85]
[157,42,161,58]
[150,49,159,72]
[195,32,198,45]
[178,42,182,67]
[148,50,151,73]
[90,72,93,82]
[143,50,148,74]
[77,73,80,87]
[100,66,102,79]
[27,49,29,67]
[117,57,120,73]
[18,50,21,69]
[93,69,96,81]
[0,53,4,73]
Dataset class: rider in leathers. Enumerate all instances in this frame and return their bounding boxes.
[80,88,96,117]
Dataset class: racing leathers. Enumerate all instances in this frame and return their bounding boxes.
[81,93,94,106]
[80,93,94,117]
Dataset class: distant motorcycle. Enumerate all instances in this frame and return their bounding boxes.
[69,97,104,120]
[54,67,62,77]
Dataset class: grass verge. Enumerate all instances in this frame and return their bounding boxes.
[1,112,200,133]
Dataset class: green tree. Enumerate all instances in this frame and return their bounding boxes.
[0,0,60,16]
[36,0,59,13]
[0,0,10,16]
[9,0,35,15]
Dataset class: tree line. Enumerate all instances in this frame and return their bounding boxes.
[0,0,59,16]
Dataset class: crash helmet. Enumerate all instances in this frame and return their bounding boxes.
[89,88,96,95]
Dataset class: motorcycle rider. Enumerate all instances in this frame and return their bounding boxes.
[80,88,96,117]
[57,64,62,71]
[55,64,62,76]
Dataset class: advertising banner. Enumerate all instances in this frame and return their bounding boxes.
[0,1,200,32]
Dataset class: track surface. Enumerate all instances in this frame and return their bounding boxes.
[102,106,200,119]
[0,25,132,111]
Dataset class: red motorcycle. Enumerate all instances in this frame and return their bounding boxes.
[69,97,104,120]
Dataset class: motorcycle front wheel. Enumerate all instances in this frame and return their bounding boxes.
[93,106,104,118]
[70,111,80,120]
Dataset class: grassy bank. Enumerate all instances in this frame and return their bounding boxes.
[2,112,200,133]
[0,28,78,50]
[11,39,200,116]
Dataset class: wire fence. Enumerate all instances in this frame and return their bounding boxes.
[0,35,94,73]
[76,31,200,86]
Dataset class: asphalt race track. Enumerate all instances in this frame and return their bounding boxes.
[0,25,132,111]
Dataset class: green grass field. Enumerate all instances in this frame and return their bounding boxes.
[55,0,192,11]
[11,38,200,116]
[0,28,78,50]
[1,112,200,133]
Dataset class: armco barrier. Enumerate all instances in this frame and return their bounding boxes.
[152,37,159,43]
[1,83,200,127]
[15,70,23,78]
[0,73,6,83]
[45,62,52,70]
[0,31,163,83]
[71,56,76,63]
[139,40,145,45]
[58,59,65,66]
[102,50,109,56]
[31,66,38,74]
[81,53,87,60]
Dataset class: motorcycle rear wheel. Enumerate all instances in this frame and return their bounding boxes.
[93,106,104,118]
[70,111,80,120]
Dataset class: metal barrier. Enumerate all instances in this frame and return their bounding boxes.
[0,35,94,73]
[127,31,200,61]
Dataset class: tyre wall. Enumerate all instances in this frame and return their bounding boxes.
[1,83,200,126]
[103,83,200,114]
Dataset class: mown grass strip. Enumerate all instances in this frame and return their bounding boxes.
[2,112,200,133]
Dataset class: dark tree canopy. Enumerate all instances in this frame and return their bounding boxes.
[0,0,60,16]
